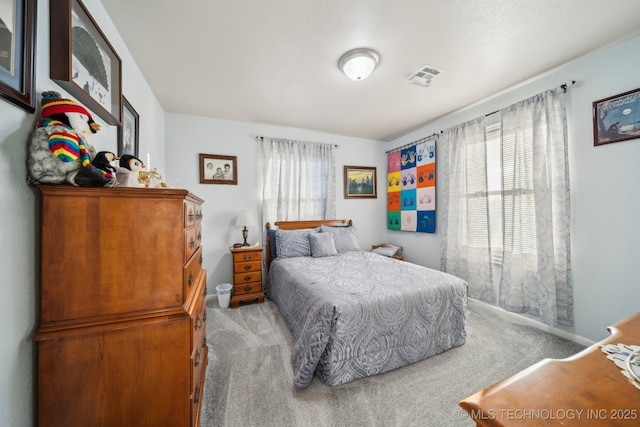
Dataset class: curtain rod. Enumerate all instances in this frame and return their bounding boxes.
[385,133,438,154]
[439,80,577,134]
[255,135,339,148]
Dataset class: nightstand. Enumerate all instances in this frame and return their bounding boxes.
[230,247,265,308]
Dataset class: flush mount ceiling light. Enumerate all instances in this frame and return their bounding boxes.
[338,48,380,81]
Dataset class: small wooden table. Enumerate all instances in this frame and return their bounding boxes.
[230,246,265,308]
[459,313,640,426]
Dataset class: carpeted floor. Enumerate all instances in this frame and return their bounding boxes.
[200,297,585,427]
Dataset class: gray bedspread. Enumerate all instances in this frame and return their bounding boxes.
[266,251,468,388]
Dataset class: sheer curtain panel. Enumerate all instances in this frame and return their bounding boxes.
[440,88,572,326]
[262,137,336,226]
[440,117,495,302]
[499,88,572,326]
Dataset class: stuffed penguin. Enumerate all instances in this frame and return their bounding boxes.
[27,91,116,187]
[115,154,147,187]
[93,151,119,176]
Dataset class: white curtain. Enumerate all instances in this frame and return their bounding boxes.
[440,117,495,302]
[499,88,572,326]
[262,137,336,226]
[440,88,572,326]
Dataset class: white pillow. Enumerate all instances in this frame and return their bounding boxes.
[372,246,398,257]
[319,225,360,253]
[309,233,338,257]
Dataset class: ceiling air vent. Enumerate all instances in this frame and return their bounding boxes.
[405,65,444,87]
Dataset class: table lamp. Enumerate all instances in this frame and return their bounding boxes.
[235,210,256,246]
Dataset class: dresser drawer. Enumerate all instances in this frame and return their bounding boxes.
[234,281,262,296]
[184,202,203,228]
[234,271,261,285]
[233,260,261,274]
[184,225,201,263]
[191,346,207,427]
[232,251,261,263]
[184,247,203,303]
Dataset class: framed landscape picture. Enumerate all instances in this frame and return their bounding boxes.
[344,165,377,199]
[199,153,237,185]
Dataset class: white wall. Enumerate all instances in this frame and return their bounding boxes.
[0,1,165,425]
[165,114,387,294]
[386,34,640,342]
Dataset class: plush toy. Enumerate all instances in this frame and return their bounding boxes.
[27,91,116,187]
[115,154,146,187]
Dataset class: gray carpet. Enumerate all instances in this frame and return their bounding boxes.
[200,297,585,427]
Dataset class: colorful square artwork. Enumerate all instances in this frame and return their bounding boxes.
[387,137,436,233]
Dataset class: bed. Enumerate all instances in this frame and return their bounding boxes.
[265,219,468,388]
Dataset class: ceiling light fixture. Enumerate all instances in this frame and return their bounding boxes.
[338,48,380,81]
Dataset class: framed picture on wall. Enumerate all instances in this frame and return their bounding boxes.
[344,165,377,199]
[0,0,36,112]
[117,96,139,157]
[593,87,640,146]
[199,153,237,185]
[49,0,122,125]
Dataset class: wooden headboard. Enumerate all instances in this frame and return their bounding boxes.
[265,219,352,268]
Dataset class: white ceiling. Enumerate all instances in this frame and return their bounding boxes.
[100,0,640,141]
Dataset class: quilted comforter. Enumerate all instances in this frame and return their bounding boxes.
[266,251,468,388]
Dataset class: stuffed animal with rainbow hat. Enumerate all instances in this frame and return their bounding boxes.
[27,91,117,187]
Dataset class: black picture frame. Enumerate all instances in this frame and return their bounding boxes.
[199,153,237,185]
[117,96,139,157]
[344,165,377,199]
[50,0,122,125]
[593,87,640,146]
[0,0,36,112]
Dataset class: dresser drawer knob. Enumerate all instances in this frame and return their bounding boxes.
[202,336,207,348]
[243,254,251,260]
[195,315,202,330]
[244,275,251,281]
[197,232,202,242]
[199,255,203,266]
[194,384,201,404]
[189,237,196,249]
[188,272,194,286]
[188,210,194,222]
[243,264,251,271]
[194,349,201,367]
[244,285,252,292]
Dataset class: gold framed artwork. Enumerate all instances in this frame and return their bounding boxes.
[344,165,377,199]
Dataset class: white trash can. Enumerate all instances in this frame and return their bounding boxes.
[215,283,233,308]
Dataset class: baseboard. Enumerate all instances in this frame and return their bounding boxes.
[469,298,595,347]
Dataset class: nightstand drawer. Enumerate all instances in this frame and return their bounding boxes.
[234,282,262,295]
[233,260,261,274]
[234,271,261,284]
[232,251,261,263]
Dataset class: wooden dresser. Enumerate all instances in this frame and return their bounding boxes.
[35,185,207,427]
[459,312,640,426]
[230,246,264,308]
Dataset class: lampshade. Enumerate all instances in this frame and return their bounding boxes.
[235,210,256,227]
[338,48,380,81]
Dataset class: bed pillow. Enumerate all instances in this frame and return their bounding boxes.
[275,229,316,258]
[320,225,360,253]
[309,232,338,257]
[372,246,399,257]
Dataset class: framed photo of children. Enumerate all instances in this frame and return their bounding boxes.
[199,153,237,185]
